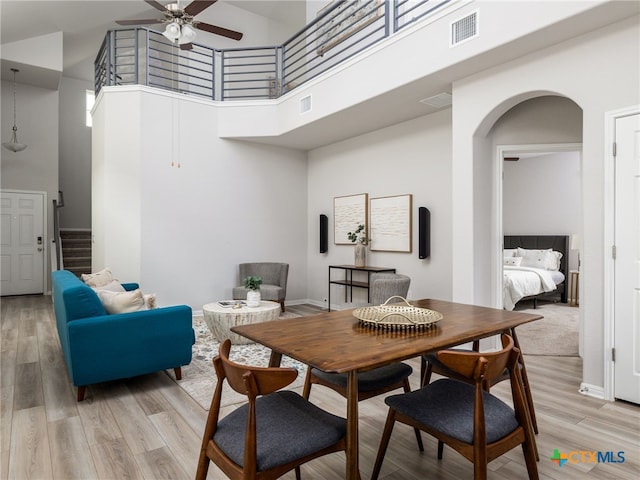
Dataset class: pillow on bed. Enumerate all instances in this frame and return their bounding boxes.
[504,256,523,266]
[517,248,562,271]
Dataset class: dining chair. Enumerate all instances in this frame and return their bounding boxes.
[303,274,423,450]
[420,327,539,435]
[367,273,410,305]
[196,339,347,480]
[371,334,539,480]
[302,363,424,451]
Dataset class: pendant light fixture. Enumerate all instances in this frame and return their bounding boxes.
[2,68,27,153]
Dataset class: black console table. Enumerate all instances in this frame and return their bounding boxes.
[328,265,396,311]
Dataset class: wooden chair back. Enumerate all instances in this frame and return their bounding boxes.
[196,339,347,480]
[437,334,513,386]
[371,334,539,480]
[216,339,298,400]
[437,334,537,479]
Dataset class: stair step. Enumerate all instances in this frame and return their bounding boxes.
[60,229,91,238]
[62,238,91,246]
[63,257,92,267]
[59,230,92,276]
[62,248,92,258]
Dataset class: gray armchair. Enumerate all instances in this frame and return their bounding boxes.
[368,273,411,305]
[232,262,289,312]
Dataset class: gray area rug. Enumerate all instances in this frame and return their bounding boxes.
[514,302,579,356]
[178,312,307,410]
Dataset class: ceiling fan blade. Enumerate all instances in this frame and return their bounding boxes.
[116,19,162,25]
[180,43,194,51]
[184,0,218,17]
[144,0,168,12]
[195,22,243,41]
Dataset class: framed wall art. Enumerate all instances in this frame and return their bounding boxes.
[334,193,368,245]
[370,194,412,252]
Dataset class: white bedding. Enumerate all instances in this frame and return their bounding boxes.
[503,266,560,310]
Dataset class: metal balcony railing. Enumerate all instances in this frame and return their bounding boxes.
[95,0,451,101]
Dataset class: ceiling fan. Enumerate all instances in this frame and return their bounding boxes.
[116,0,243,50]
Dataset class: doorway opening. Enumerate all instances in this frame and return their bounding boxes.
[496,144,582,357]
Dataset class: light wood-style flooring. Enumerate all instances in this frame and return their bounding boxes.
[1,295,638,479]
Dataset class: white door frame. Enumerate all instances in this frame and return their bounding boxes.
[494,143,583,307]
[0,189,48,295]
[603,105,640,401]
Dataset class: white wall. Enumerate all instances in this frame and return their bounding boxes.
[307,108,453,308]
[451,15,640,391]
[93,87,308,311]
[495,96,583,271]
[1,80,59,291]
[503,151,581,271]
[59,76,93,229]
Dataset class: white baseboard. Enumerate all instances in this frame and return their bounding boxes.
[579,382,605,400]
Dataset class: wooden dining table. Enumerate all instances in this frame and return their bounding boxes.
[231,298,543,479]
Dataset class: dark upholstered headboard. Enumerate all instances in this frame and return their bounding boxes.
[504,235,569,303]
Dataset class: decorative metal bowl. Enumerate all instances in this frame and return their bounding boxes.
[353,296,443,331]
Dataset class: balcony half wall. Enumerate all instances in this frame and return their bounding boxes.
[215,0,638,150]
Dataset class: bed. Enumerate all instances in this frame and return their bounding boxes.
[503,235,569,310]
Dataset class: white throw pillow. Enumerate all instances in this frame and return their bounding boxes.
[144,293,157,309]
[517,248,562,271]
[97,288,147,314]
[81,268,116,288]
[92,280,125,293]
[504,256,523,266]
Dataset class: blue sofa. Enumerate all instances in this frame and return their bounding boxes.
[51,269,194,401]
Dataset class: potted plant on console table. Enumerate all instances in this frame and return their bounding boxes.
[348,224,367,267]
[244,275,262,307]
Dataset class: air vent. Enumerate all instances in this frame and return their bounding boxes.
[450,11,478,46]
[300,95,312,114]
[420,93,452,108]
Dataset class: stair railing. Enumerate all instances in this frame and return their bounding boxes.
[52,191,64,271]
[94,0,452,101]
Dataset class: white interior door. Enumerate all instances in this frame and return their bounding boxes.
[614,113,640,404]
[0,191,45,296]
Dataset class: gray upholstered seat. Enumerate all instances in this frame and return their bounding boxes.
[232,262,289,311]
[368,273,411,305]
[309,363,413,393]
[384,379,519,444]
[214,390,346,471]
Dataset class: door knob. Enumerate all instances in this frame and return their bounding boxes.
[37,247,43,252]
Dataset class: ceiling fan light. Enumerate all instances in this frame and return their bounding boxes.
[178,23,197,44]
[163,21,181,41]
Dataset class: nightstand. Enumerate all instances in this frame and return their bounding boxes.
[569,270,579,307]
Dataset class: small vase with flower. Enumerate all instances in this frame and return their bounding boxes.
[348,224,367,267]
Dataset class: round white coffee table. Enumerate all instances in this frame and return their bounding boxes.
[203,301,281,344]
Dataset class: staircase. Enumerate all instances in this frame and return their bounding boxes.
[60,230,92,277]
